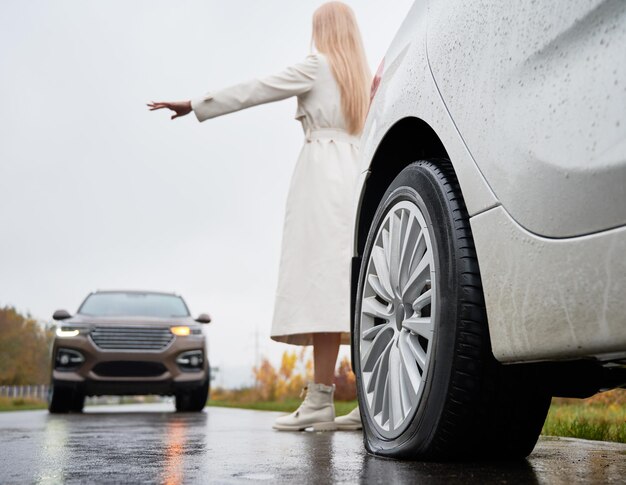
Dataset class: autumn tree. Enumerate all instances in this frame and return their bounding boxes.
[252,349,355,401]
[253,349,312,401]
[334,356,357,401]
[0,306,54,385]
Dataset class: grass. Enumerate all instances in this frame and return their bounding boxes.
[0,396,47,412]
[541,400,626,443]
[208,399,358,417]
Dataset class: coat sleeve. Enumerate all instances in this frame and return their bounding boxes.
[191,54,320,122]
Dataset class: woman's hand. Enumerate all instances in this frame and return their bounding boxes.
[147,100,192,120]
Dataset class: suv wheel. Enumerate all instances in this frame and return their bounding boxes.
[48,384,82,414]
[354,160,551,460]
[70,391,85,413]
[175,377,209,412]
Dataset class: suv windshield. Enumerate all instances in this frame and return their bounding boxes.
[78,292,190,318]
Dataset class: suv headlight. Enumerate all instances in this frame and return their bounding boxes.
[170,326,202,336]
[55,326,87,337]
[170,326,191,336]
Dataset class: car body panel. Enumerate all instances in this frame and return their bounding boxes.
[354,0,626,363]
[471,206,626,362]
[355,0,499,254]
[427,0,626,238]
[52,333,208,393]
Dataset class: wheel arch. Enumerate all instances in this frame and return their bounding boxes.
[355,117,450,257]
[350,117,450,368]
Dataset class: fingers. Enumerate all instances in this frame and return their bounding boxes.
[147,101,188,119]
[147,102,168,111]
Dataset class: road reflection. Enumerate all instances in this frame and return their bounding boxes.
[360,452,540,484]
[36,406,207,484]
[37,417,70,484]
[161,418,187,485]
[296,428,541,484]
[301,428,336,482]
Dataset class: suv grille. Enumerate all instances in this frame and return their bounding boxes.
[90,327,174,351]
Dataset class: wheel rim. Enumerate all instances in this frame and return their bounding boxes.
[359,199,437,438]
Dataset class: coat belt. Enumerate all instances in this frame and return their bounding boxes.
[305,128,360,146]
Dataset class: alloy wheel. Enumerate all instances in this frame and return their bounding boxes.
[359,199,437,438]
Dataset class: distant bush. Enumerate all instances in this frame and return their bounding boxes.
[211,349,356,403]
[0,306,54,385]
[553,388,626,407]
[333,356,357,401]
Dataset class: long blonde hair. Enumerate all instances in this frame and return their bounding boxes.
[312,2,371,135]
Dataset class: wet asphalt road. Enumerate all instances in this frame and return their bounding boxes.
[0,403,625,484]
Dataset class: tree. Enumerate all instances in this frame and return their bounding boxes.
[334,356,357,401]
[252,350,356,401]
[0,306,54,385]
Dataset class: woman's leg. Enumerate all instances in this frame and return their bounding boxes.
[273,332,342,430]
[313,332,342,386]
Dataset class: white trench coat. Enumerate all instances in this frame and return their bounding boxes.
[192,53,360,346]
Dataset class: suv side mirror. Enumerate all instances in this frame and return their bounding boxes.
[195,313,212,324]
[53,309,72,321]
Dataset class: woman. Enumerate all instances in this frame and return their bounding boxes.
[148,1,369,431]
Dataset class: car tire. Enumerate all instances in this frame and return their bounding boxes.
[70,391,85,413]
[48,384,79,414]
[353,160,551,460]
[175,376,210,412]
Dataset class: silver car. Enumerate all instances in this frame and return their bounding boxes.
[351,0,626,460]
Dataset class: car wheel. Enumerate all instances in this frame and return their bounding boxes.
[48,384,76,414]
[70,391,85,413]
[175,376,210,412]
[353,160,551,460]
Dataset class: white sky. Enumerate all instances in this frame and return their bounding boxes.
[0,0,413,387]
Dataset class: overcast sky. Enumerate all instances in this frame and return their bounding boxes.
[0,0,413,387]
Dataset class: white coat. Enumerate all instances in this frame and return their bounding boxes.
[192,53,360,346]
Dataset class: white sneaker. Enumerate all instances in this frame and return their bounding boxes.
[334,406,362,430]
[273,383,337,431]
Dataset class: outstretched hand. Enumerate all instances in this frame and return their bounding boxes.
[147,100,192,120]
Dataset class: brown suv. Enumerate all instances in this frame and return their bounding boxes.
[48,290,211,413]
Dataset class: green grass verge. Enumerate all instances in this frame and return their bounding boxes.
[0,397,47,412]
[542,402,626,443]
[208,399,358,416]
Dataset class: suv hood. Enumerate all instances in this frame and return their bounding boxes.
[61,315,197,326]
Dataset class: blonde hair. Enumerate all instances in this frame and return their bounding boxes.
[312,2,371,135]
